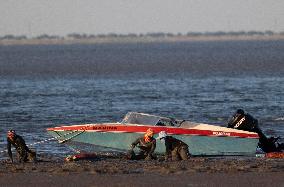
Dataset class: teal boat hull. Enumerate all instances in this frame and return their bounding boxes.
[48,130,258,156]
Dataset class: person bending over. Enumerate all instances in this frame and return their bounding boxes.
[128,128,156,160]
[7,130,36,163]
[156,131,190,161]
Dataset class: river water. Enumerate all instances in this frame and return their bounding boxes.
[0,40,283,156]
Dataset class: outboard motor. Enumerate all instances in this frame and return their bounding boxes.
[227,109,283,153]
[227,109,258,131]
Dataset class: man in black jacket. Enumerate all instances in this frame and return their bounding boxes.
[7,130,36,163]
[156,131,190,161]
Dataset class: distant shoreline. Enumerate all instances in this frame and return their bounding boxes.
[1,34,284,46]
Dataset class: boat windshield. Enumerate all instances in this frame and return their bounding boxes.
[121,112,181,127]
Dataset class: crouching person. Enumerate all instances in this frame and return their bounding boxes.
[127,128,156,160]
[156,131,190,161]
[7,130,36,163]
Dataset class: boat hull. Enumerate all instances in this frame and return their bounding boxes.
[47,124,259,156]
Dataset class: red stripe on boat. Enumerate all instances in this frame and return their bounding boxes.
[47,124,259,139]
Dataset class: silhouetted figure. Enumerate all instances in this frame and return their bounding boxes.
[7,130,36,163]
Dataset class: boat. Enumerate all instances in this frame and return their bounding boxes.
[47,112,259,156]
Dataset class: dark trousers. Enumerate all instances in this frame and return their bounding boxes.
[16,148,28,163]
[171,145,190,160]
[127,150,154,160]
[16,148,36,163]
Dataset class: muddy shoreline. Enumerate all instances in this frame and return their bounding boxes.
[0,154,283,186]
[1,35,284,46]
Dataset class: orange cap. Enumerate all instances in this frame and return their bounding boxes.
[145,128,154,137]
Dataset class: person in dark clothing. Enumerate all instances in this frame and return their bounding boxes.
[7,130,36,163]
[156,131,190,161]
[127,128,156,160]
[227,109,283,153]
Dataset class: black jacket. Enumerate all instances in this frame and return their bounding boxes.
[164,136,188,158]
[7,134,31,161]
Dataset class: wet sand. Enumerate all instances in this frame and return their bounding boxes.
[0,154,283,187]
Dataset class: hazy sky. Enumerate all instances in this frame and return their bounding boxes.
[1,0,283,36]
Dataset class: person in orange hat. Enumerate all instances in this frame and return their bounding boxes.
[127,128,156,160]
[7,130,36,163]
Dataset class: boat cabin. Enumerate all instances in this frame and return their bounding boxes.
[121,112,181,127]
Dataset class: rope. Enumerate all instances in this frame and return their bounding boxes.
[0,124,93,154]
[66,144,81,153]
[58,130,86,144]
[54,124,95,143]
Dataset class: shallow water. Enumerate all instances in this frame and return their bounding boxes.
[0,40,283,156]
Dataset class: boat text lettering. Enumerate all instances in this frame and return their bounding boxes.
[212,131,231,136]
[234,117,245,128]
[93,126,118,130]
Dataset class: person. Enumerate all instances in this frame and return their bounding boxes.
[156,131,190,161]
[7,130,36,163]
[227,109,283,153]
[127,128,156,160]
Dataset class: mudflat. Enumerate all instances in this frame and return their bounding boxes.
[1,35,284,46]
[0,154,283,187]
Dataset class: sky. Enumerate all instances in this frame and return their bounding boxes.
[0,0,283,37]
